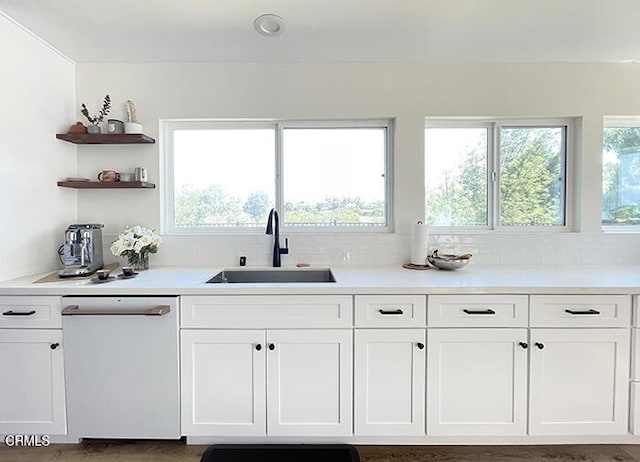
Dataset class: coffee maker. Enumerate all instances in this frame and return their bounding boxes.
[58,224,104,278]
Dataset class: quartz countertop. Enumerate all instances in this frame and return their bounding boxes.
[0,264,638,296]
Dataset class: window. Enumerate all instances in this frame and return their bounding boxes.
[162,120,392,233]
[425,119,571,230]
[603,118,640,228]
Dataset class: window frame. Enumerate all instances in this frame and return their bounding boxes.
[425,117,575,233]
[602,116,640,233]
[161,119,394,235]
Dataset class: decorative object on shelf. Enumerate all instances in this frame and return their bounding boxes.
[97,169,120,182]
[134,167,147,182]
[107,119,124,134]
[67,122,88,134]
[124,99,143,134]
[110,225,161,271]
[81,94,111,134]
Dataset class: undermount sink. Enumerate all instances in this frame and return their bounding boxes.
[207,268,336,284]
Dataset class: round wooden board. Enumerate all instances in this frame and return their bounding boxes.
[402,263,431,270]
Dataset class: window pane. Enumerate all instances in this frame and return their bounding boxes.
[425,128,488,226]
[173,129,275,228]
[282,128,387,227]
[603,126,640,225]
[499,127,565,227]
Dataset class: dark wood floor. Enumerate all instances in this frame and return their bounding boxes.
[2,441,640,462]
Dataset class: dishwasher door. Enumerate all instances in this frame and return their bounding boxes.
[62,296,180,439]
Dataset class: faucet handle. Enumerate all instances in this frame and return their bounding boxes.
[280,238,289,255]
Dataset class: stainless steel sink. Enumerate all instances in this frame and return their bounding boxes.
[207,268,336,284]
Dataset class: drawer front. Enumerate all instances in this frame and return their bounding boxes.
[0,296,62,328]
[355,295,426,327]
[428,295,528,327]
[181,295,353,328]
[530,295,631,327]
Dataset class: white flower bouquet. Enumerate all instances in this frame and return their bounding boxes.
[110,225,161,270]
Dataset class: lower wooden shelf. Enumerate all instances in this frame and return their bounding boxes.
[57,181,156,189]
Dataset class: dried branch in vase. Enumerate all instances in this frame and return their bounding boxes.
[81,95,111,126]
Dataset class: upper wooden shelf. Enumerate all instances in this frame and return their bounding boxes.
[56,133,156,144]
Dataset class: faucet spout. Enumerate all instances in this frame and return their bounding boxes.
[265,208,289,267]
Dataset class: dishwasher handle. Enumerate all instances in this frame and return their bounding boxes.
[61,305,170,316]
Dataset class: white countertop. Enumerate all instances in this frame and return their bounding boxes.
[0,264,638,295]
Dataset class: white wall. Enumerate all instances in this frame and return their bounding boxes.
[0,14,77,280]
[75,62,640,267]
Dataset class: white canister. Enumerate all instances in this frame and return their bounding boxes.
[124,122,143,134]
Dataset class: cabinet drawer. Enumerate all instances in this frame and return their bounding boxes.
[0,296,62,328]
[355,295,426,327]
[181,295,353,328]
[427,295,528,327]
[530,295,631,327]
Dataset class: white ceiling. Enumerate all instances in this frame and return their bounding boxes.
[2,0,640,63]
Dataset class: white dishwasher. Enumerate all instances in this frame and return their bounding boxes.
[61,296,180,439]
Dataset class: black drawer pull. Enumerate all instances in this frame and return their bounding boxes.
[378,309,404,315]
[416,342,425,350]
[268,343,275,351]
[2,310,36,316]
[565,309,600,315]
[255,344,262,351]
[50,343,60,350]
[535,342,545,350]
[462,309,496,315]
[519,342,528,349]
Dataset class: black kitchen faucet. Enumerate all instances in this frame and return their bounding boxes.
[265,208,289,267]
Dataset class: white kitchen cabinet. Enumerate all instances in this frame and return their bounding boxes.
[267,329,352,436]
[181,330,266,436]
[426,328,529,436]
[0,329,66,435]
[181,328,352,437]
[528,328,630,435]
[354,329,425,436]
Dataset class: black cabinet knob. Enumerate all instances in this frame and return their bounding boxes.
[50,343,60,350]
[255,344,262,351]
[519,342,528,349]
[535,342,544,350]
[268,343,275,351]
[416,342,425,350]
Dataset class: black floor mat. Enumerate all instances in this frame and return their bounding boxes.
[200,444,359,462]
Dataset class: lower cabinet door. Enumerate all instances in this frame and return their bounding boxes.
[180,330,266,436]
[0,329,66,434]
[266,329,353,436]
[529,328,629,435]
[354,329,426,436]
[427,328,528,436]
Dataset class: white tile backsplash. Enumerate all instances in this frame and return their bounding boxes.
[101,231,640,268]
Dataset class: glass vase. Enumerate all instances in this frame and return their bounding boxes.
[128,253,149,271]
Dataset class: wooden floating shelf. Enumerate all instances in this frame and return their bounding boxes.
[56,133,156,144]
[57,181,156,189]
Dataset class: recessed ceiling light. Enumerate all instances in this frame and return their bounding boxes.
[254,14,285,37]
